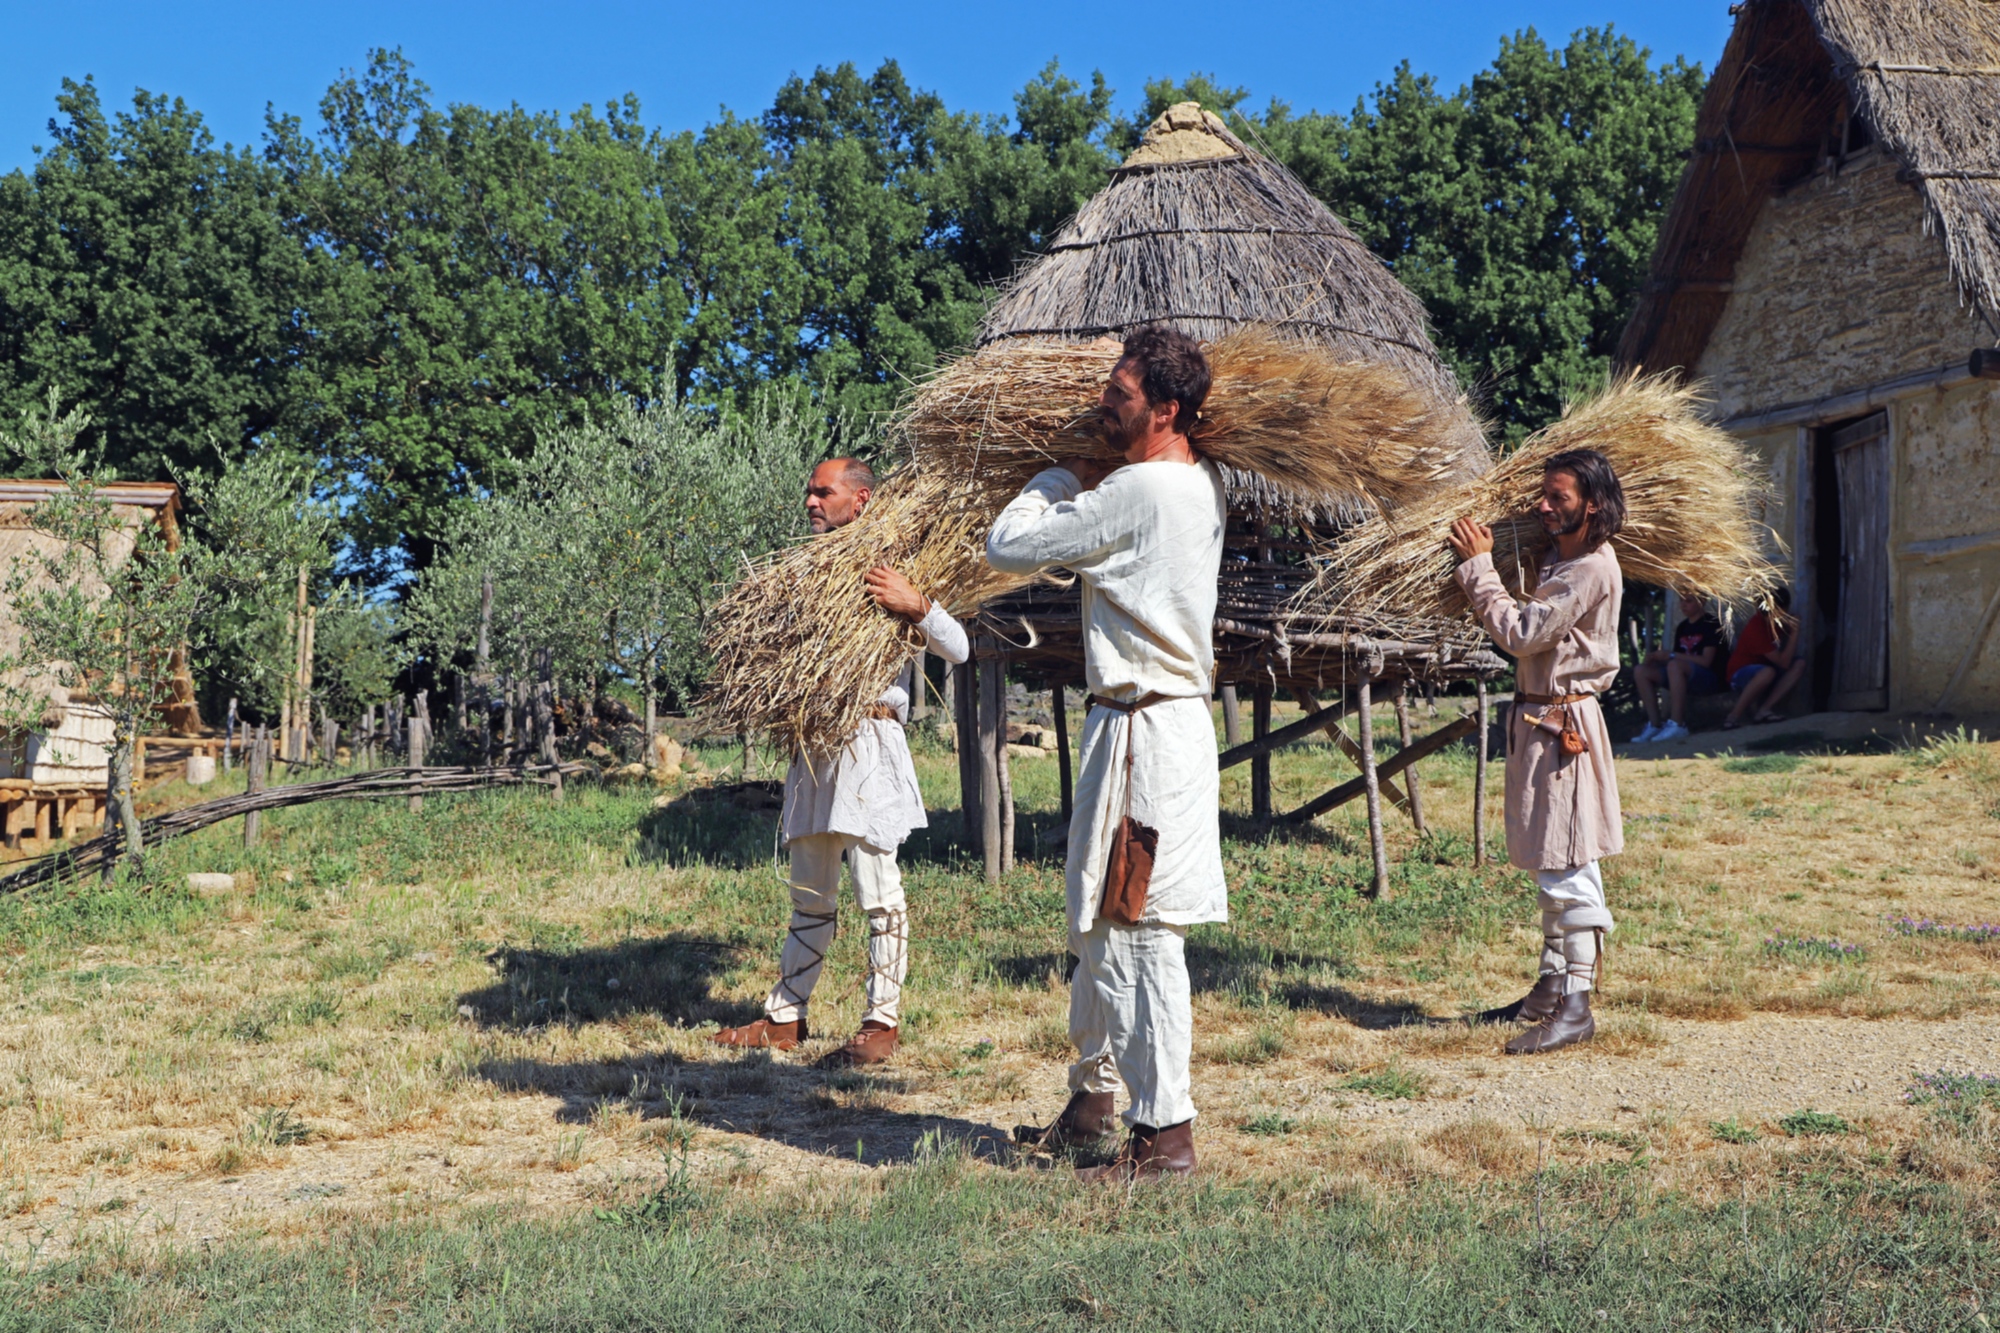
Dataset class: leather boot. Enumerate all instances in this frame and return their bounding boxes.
[1014,1090,1118,1155]
[1478,972,1563,1025]
[817,1020,898,1068]
[713,1015,807,1050]
[1076,1120,1196,1183]
[1504,990,1594,1055]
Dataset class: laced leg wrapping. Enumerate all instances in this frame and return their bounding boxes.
[766,909,837,1020]
[863,907,908,1026]
[1561,927,1601,995]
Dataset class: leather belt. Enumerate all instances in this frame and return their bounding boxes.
[1087,692,1174,714]
[1514,691,1596,706]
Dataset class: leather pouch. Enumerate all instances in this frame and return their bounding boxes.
[1101,815,1158,926]
[1558,705,1589,755]
[1099,723,1157,926]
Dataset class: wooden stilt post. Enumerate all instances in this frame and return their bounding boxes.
[1474,677,1490,868]
[954,659,979,842]
[995,677,1014,875]
[1358,675,1388,899]
[1052,682,1072,825]
[1251,683,1273,821]
[1220,682,1242,749]
[910,648,929,723]
[978,655,1003,883]
[244,726,267,847]
[1394,682,1426,834]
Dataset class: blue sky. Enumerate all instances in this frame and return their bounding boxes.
[2,1,1732,171]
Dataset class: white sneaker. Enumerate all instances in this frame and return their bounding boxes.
[1632,722,1660,744]
[1655,720,1690,742]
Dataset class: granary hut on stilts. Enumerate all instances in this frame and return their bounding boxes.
[1618,0,2000,718]
[943,102,1507,893]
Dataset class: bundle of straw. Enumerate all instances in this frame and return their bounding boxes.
[897,327,1484,513]
[703,327,1481,752]
[1305,373,1779,626]
[701,466,1035,754]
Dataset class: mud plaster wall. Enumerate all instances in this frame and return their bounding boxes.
[1697,152,2000,714]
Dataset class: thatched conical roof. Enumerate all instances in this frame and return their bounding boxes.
[1619,0,2000,374]
[977,102,1487,506]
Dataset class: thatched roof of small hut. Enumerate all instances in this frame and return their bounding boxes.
[978,101,1487,509]
[1619,0,2000,374]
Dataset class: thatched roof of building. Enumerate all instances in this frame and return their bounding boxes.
[977,101,1487,506]
[1619,0,2000,375]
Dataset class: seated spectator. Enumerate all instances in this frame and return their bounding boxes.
[1632,592,1724,743]
[1722,587,1806,729]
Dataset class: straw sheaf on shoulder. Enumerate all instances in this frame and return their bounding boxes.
[897,327,1483,515]
[1302,372,1782,626]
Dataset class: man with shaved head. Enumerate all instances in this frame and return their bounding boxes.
[715,457,970,1067]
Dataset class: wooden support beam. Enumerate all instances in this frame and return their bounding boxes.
[1219,683,1242,749]
[1053,683,1072,825]
[978,656,1004,883]
[1219,691,1351,771]
[1395,683,1427,834]
[1250,684,1272,821]
[1282,712,1479,825]
[1473,680,1491,868]
[1295,693,1411,814]
[952,660,976,840]
[1357,677,1388,900]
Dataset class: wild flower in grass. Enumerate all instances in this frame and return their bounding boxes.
[1763,935,1866,963]
[1885,916,2000,943]
[1905,1070,2000,1125]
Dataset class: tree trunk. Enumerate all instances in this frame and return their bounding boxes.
[102,722,142,879]
[1220,683,1242,749]
[537,647,563,801]
[408,719,426,813]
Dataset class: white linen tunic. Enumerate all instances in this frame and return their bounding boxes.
[986,461,1228,931]
[780,603,969,854]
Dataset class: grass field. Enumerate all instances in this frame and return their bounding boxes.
[1,704,1997,1327]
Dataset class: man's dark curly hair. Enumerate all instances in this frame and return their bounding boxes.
[1118,325,1212,434]
[1542,448,1626,551]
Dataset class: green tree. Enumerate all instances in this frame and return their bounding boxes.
[267,49,685,580]
[1254,27,1703,437]
[0,78,314,479]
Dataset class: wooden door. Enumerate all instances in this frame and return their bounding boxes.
[1830,412,1890,710]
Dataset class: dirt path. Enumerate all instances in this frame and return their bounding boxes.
[10,1010,1993,1261]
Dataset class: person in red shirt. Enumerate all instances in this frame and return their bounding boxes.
[1723,587,1806,729]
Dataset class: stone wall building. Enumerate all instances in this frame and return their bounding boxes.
[1619,0,2000,715]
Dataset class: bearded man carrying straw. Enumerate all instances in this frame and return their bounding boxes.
[1447,449,1626,1055]
[987,327,1228,1181]
[714,458,970,1068]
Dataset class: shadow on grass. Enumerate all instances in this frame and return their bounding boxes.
[1279,983,1432,1029]
[478,1046,1014,1167]
[457,933,761,1030]
[636,785,781,869]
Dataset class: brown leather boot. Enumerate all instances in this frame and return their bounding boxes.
[1504,990,1594,1055]
[1478,972,1563,1025]
[817,1020,898,1068]
[1014,1091,1118,1155]
[1075,1120,1196,1183]
[713,1015,807,1050]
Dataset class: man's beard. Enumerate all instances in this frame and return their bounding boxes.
[1543,509,1586,538]
[1100,407,1142,453]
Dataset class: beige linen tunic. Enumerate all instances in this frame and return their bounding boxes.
[986,460,1229,930]
[1454,547,1624,872]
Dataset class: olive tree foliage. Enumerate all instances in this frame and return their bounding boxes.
[406,393,828,726]
[0,391,328,871]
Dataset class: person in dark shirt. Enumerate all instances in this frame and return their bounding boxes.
[1632,592,1724,742]
[1722,587,1806,729]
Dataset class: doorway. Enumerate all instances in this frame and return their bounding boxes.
[1809,410,1890,711]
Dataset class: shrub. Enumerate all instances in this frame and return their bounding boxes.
[1777,1109,1849,1137]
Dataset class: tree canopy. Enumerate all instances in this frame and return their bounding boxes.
[0,29,1704,584]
